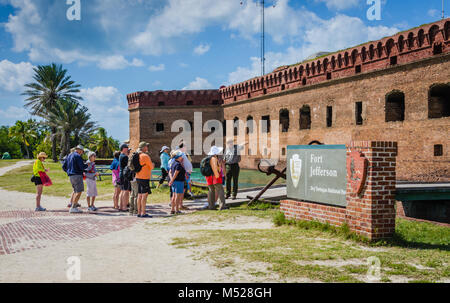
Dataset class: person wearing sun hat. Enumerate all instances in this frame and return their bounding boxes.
[158,146,170,189]
[205,146,227,211]
[32,152,50,212]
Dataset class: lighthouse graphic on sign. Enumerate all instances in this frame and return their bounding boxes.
[290,154,302,188]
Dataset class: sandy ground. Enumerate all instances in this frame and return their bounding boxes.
[0,161,277,283]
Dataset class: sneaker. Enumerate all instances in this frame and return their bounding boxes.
[35,206,46,212]
[232,196,237,200]
[137,214,142,218]
[176,211,183,215]
[141,214,152,218]
[181,206,189,210]
[225,194,231,199]
[69,208,83,214]
[74,203,81,208]
[219,206,230,211]
[170,211,176,215]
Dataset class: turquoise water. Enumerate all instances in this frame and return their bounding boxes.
[151,168,285,189]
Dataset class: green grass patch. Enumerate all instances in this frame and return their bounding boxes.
[171,208,450,283]
[0,162,206,204]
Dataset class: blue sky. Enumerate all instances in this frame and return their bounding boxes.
[0,0,448,142]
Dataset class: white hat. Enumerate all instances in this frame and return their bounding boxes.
[160,146,170,153]
[208,146,223,156]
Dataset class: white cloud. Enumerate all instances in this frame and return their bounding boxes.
[152,80,162,87]
[79,86,122,104]
[0,106,29,119]
[315,0,360,11]
[193,43,211,55]
[97,56,144,70]
[148,64,166,72]
[0,60,34,92]
[226,14,400,84]
[179,63,189,68]
[428,9,440,18]
[182,77,214,90]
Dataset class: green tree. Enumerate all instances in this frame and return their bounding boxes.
[8,120,37,159]
[0,126,22,159]
[45,98,97,159]
[22,63,82,162]
[90,127,118,158]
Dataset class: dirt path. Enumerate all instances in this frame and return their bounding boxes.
[0,161,275,283]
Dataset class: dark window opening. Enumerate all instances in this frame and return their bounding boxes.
[186,100,193,106]
[385,91,405,122]
[355,102,363,125]
[326,72,332,80]
[428,84,450,119]
[158,101,165,106]
[233,117,239,136]
[299,106,311,130]
[263,88,267,95]
[223,121,227,136]
[233,96,237,102]
[247,93,251,98]
[434,144,443,157]
[302,78,306,86]
[326,106,332,128]
[355,65,361,74]
[261,115,271,133]
[279,109,290,132]
[281,84,285,91]
[433,43,443,55]
[212,100,219,105]
[156,123,164,132]
[246,116,254,134]
[390,56,398,66]
[281,148,286,156]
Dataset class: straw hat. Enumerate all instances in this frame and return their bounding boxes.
[37,152,48,159]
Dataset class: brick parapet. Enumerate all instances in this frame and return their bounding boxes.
[221,18,450,104]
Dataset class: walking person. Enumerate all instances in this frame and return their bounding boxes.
[158,146,170,189]
[110,151,121,209]
[118,144,131,212]
[32,152,51,212]
[135,142,154,218]
[204,146,227,211]
[168,152,185,215]
[85,152,99,212]
[62,145,88,214]
[224,140,246,200]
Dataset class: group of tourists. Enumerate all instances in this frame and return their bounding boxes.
[31,139,246,217]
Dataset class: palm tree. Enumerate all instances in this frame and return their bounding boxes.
[45,98,97,159]
[22,63,82,162]
[91,128,117,158]
[9,120,37,159]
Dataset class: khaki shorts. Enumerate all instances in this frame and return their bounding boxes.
[70,175,84,193]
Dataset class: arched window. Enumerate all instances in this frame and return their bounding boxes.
[323,58,329,71]
[377,42,383,58]
[445,21,450,40]
[337,54,342,68]
[407,32,415,49]
[361,47,367,62]
[186,100,194,106]
[306,64,310,76]
[246,116,254,134]
[428,84,450,119]
[418,29,425,47]
[299,66,304,77]
[369,45,375,59]
[289,69,293,81]
[311,62,316,75]
[398,35,404,52]
[279,109,290,133]
[299,105,311,130]
[428,25,440,44]
[233,117,239,136]
[351,50,358,65]
[344,52,349,66]
[293,68,298,79]
[385,90,405,122]
[386,39,395,56]
[331,56,336,69]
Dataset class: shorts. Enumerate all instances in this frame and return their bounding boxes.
[86,178,98,197]
[172,181,185,194]
[69,175,84,193]
[33,176,43,186]
[137,179,152,194]
[120,179,131,191]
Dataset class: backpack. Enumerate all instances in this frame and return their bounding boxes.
[131,152,143,173]
[200,156,213,177]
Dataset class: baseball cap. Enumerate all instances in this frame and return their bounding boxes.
[120,143,129,151]
[139,142,150,148]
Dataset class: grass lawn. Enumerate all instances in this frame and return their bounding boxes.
[0,161,206,204]
[0,159,24,168]
[171,204,450,283]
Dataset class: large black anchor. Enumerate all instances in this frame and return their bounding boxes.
[247,140,324,206]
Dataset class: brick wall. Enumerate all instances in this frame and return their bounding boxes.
[281,141,398,240]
